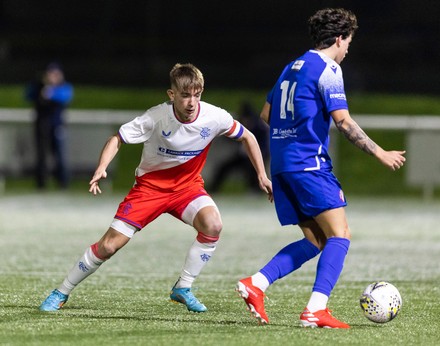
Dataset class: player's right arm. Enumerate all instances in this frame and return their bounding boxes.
[89,134,122,195]
[331,109,406,171]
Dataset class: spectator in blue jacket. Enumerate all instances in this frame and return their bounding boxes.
[26,62,74,189]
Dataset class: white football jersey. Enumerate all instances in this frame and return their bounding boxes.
[118,101,244,190]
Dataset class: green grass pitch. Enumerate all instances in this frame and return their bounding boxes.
[1,192,439,345]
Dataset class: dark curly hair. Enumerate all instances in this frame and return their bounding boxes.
[308,8,358,49]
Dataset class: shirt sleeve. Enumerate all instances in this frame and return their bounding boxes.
[118,112,154,144]
[214,106,245,140]
[223,119,245,140]
[318,65,349,113]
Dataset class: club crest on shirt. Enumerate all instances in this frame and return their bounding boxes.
[200,127,211,139]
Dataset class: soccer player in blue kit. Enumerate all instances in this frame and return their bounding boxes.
[236,8,406,328]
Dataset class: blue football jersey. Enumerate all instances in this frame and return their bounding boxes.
[267,50,349,174]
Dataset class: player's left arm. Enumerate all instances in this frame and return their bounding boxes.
[237,128,273,201]
[331,109,406,171]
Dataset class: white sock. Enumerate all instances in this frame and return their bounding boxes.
[58,246,105,295]
[251,272,270,292]
[175,239,217,289]
[306,291,329,313]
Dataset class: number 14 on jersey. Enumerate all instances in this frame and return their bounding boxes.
[280,81,297,120]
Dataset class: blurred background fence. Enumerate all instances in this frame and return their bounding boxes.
[1,107,440,199]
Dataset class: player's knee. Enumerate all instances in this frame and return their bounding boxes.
[96,227,131,259]
[210,220,223,236]
[203,219,223,237]
[196,218,223,238]
[98,241,119,259]
[193,206,223,237]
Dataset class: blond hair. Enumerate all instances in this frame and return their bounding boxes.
[169,63,204,91]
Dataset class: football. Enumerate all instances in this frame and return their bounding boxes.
[360,281,402,323]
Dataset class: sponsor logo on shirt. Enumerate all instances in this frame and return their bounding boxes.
[329,93,346,100]
[331,65,338,74]
[272,127,297,139]
[158,147,203,157]
[162,130,171,137]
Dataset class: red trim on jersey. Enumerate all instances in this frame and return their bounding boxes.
[226,120,237,136]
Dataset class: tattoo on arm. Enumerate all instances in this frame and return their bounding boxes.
[335,119,377,155]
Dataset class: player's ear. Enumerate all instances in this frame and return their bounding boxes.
[335,35,343,47]
[167,89,174,101]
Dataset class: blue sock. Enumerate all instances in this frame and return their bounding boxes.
[312,237,350,296]
[260,238,320,284]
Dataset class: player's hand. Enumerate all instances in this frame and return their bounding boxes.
[377,149,406,171]
[259,177,273,203]
[89,169,108,195]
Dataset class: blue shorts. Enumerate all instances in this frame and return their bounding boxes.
[272,170,347,226]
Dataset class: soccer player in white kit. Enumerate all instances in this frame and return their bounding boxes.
[40,63,273,313]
